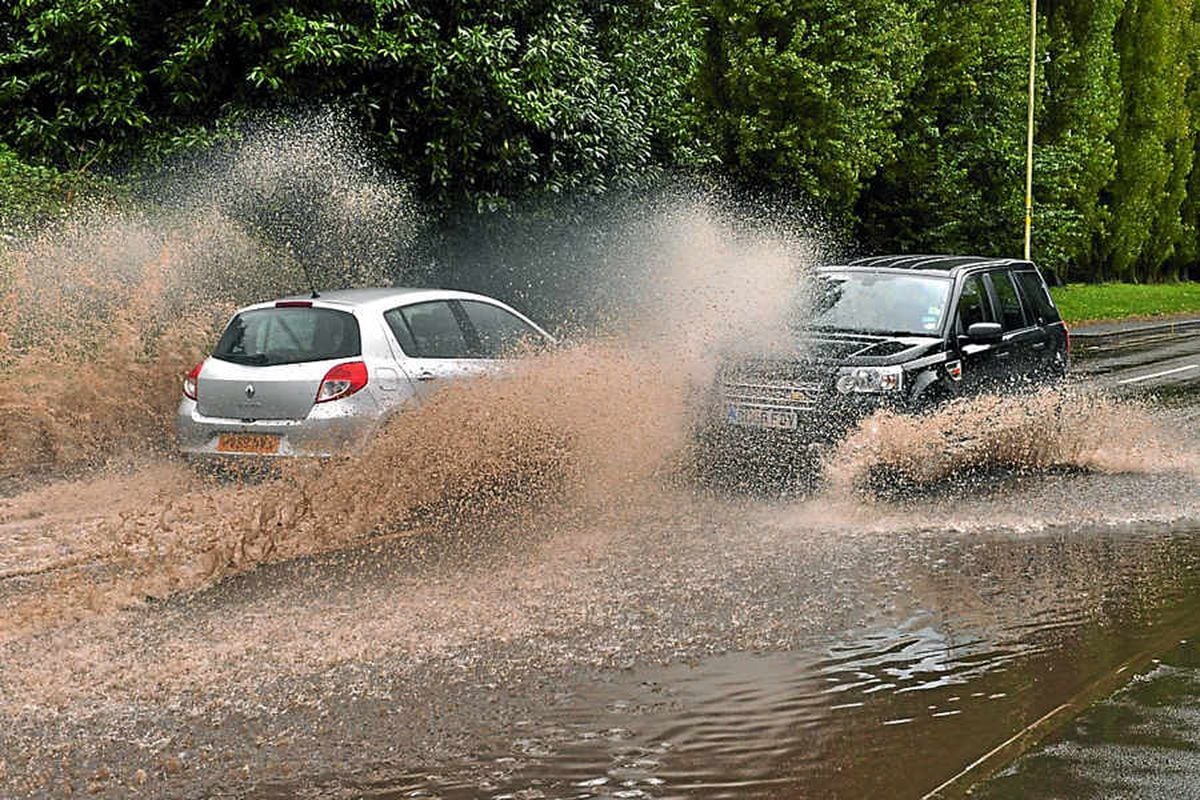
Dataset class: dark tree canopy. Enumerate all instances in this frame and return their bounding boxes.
[4,0,1200,282]
[0,0,703,210]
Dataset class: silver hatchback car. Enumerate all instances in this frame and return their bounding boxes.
[176,288,553,459]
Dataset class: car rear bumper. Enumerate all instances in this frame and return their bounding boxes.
[175,397,383,458]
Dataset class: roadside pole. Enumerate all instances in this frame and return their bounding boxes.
[1024,0,1037,260]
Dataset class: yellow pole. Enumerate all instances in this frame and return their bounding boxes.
[1024,0,1037,261]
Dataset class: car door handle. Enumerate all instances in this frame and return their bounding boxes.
[416,371,437,382]
[1031,342,1047,350]
[995,350,1012,359]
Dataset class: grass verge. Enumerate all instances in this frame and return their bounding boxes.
[1050,282,1200,325]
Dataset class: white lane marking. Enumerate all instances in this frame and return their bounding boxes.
[1117,363,1200,385]
[921,703,1071,800]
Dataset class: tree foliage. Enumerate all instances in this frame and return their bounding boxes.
[1027,0,1124,282]
[855,0,1027,259]
[4,0,1200,281]
[1,0,703,210]
[1104,0,1194,280]
[694,0,923,215]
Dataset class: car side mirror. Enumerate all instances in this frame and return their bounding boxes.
[966,322,1003,343]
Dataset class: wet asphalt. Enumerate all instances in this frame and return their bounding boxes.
[972,637,1200,800]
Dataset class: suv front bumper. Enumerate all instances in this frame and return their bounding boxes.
[705,387,911,445]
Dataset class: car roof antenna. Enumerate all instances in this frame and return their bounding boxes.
[299,261,321,299]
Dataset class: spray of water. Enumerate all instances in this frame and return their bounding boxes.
[0,177,825,638]
[825,387,1175,495]
[0,112,1191,653]
[0,111,415,480]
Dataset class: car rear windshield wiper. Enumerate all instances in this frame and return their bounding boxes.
[215,352,270,365]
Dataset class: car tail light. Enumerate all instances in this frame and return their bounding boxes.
[183,360,204,400]
[315,361,368,403]
[1064,324,1071,355]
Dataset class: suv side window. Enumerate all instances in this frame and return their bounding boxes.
[459,300,543,358]
[988,271,1028,330]
[1014,270,1061,324]
[387,301,473,358]
[956,275,996,334]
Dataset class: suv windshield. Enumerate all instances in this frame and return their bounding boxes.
[213,307,361,366]
[807,272,951,336]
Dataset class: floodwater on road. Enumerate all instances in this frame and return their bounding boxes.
[4,413,1200,799]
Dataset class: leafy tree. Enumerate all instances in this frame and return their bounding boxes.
[1105,0,1194,281]
[856,0,1028,260]
[693,0,924,218]
[1033,0,1124,282]
[1170,0,1200,278]
[1,0,151,164]
[0,1,704,211]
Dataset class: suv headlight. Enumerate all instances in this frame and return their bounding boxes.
[835,366,904,394]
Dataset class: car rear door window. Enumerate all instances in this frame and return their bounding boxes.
[458,300,543,357]
[1014,271,1061,323]
[391,301,473,358]
[956,275,996,334]
[214,307,360,366]
[383,307,418,355]
[988,271,1028,330]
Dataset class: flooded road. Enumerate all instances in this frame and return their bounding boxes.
[5,440,1200,798]
[3,299,1199,799]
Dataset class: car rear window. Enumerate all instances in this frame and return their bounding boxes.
[989,271,1029,330]
[213,307,361,366]
[1015,270,1061,323]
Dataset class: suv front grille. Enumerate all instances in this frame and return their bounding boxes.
[721,379,823,411]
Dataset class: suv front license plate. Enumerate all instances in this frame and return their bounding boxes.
[727,405,799,431]
[216,433,281,454]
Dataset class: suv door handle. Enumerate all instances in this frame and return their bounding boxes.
[416,371,437,382]
[995,350,1012,359]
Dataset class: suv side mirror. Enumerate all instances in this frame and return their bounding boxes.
[966,322,1003,343]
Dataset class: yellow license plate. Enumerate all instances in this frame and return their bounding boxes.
[216,433,281,454]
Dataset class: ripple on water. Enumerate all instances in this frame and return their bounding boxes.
[349,525,1200,800]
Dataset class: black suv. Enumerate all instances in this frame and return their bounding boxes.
[705,255,1070,447]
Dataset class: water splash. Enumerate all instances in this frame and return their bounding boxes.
[0,188,823,637]
[824,388,1176,496]
[0,112,416,479]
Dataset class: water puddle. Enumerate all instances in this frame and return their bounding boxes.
[290,523,1200,800]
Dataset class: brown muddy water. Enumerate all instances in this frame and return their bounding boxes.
[5,118,1200,799]
[4,417,1200,799]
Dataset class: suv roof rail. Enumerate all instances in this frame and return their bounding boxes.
[843,254,1034,273]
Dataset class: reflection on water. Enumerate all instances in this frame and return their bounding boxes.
[324,525,1200,800]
